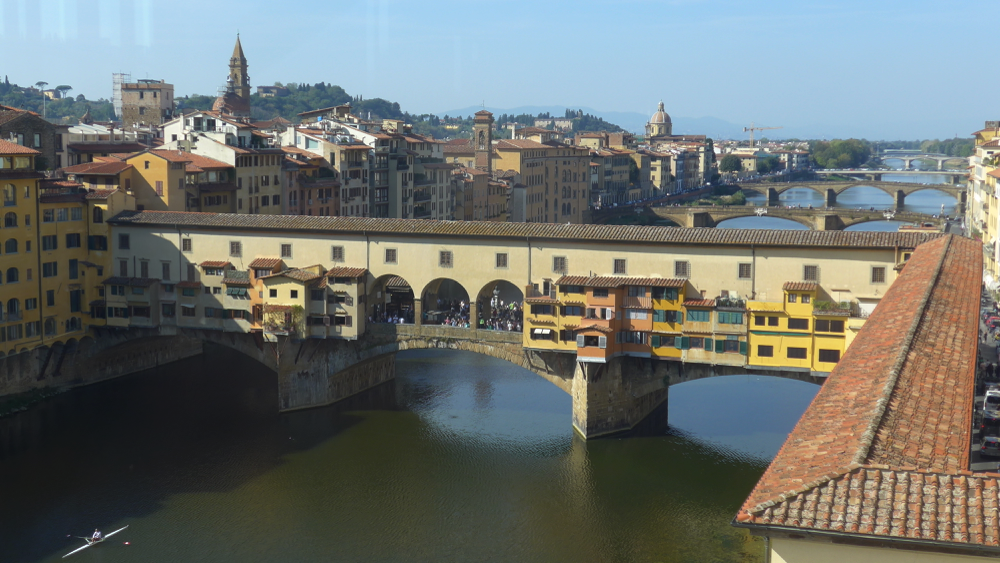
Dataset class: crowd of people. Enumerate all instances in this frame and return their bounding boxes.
[478,299,522,332]
[432,299,472,328]
[370,303,414,325]
[369,295,522,333]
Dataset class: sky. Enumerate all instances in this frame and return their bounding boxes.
[0,0,995,139]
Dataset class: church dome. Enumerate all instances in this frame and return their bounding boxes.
[649,101,671,125]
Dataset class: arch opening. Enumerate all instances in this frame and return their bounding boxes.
[421,278,471,327]
[475,280,524,332]
[368,274,415,324]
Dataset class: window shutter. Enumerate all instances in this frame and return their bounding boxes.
[704,338,712,351]
[715,339,725,353]
[681,336,690,350]
[598,335,607,349]
[346,316,352,327]
[674,337,683,350]
[651,335,660,348]
[739,341,748,355]
[576,334,585,347]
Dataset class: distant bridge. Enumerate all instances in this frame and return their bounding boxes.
[878,151,969,170]
[741,180,966,212]
[644,205,943,231]
[815,169,967,181]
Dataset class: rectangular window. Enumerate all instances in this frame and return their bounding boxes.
[140,261,149,278]
[717,311,743,324]
[439,251,453,268]
[625,310,648,320]
[70,207,82,221]
[46,290,55,306]
[42,235,57,250]
[788,318,809,330]
[269,289,278,298]
[162,262,171,280]
[530,304,553,315]
[562,306,583,316]
[757,345,774,357]
[311,289,325,301]
[802,294,810,304]
[787,293,797,303]
[754,315,765,326]
[181,287,196,297]
[613,259,627,275]
[331,246,344,262]
[815,319,845,333]
[871,266,886,284]
[738,263,752,279]
[675,261,690,278]
[592,288,609,298]
[42,262,58,277]
[155,180,163,196]
[56,208,68,222]
[552,256,567,274]
[119,259,128,276]
[181,306,197,317]
[787,347,808,359]
[230,241,242,257]
[385,248,397,264]
[119,233,130,250]
[496,252,508,269]
[66,233,81,248]
[803,265,818,282]
[628,286,646,297]
[768,316,779,327]
[43,209,54,222]
[686,309,710,322]
[182,238,192,252]
[162,303,176,317]
[69,259,79,280]
[818,349,841,363]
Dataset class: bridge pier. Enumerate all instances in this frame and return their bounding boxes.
[572,356,669,439]
[824,189,837,207]
[413,298,422,326]
[816,214,845,231]
[895,190,906,210]
[767,187,780,206]
[689,211,714,228]
[938,159,944,171]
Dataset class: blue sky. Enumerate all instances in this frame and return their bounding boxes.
[0,0,995,139]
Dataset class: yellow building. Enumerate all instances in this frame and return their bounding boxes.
[747,282,848,373]
[1,140,43,355]
[124,149,190,211]
[970,121,1000,282]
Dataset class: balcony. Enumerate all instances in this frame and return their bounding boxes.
[413,208,432,219]
[413,191,432,203]
[397,163,410,171]
[715,296,746,310]
[0,311,23,323]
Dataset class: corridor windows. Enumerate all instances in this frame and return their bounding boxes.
[385,248,397,264]
[757,345,774,357]
[552,256,567,274]
[818,349,841,363]
[871,266,886,284]
[815,319,845,333]
[331,245,344,262]
[787,347,808,359]
[803,265,819,282]
[738,263,752,279]
[788,318,809,330]
[439,251,453,268]
[496,252,508,269]
[674,261,690,278]
[613,259,626,275]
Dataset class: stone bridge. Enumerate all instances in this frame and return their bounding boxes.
[813,169,967,183]
[741,181,966,212]
[647,205,944,231]
[0,323,823,439]
[877,153,969,170]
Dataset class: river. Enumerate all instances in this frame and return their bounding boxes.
[0,346,819,563]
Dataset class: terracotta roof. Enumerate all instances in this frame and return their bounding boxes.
[384,276,411,289]
[179,152,231,171]
[783,281,819,291]
[0,138,41,155]
[223,270,251,285]
[556,275,687,288]
[107,211,943,251]
[199,261,231,268]
[325,267,367,279]
[622,296,653,309]
[62,161,133,175]
[496,139,550,150]
[575,324,614,334]
[248,257,282,270]
[735,236,986,549]
[683,299,715,308]
[267,268,322,282]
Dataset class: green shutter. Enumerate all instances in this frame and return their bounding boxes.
[704,338,712,351]
[674,337,682,349]
[739,341,748,355]
[651,335,660,348]
[681,336,690,350]
[715,339,725,353]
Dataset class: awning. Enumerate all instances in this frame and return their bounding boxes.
[226,287,249,296]
[531,328,552,335]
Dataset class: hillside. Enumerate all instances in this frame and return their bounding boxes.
[0,79,114,122]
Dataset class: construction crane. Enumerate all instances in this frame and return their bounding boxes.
[743,122,783,148]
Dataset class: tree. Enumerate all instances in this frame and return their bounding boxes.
[810,139,870,169]
[55,85,72,98]
[757,156,780,174]
[719,154,742,173]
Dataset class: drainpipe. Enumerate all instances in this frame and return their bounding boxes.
[526,236,532,288]
[751,244,757,299]
[764,535,771,563]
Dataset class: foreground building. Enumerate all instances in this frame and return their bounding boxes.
[734,235,990,561]
[969,120,1000,285]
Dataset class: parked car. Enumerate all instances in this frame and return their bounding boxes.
[982,436,1000,458]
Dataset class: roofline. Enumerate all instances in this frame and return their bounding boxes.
[106,211,938,251]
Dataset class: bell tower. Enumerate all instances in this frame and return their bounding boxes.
[473,110,494,177]
[229,34,250,102]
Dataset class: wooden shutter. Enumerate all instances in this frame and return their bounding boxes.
[651,335,660,348]
[680,336,690,350]
[739,341,748,355]
[704,338,712,352]
[598,335,607,349]
[576,334,585,347]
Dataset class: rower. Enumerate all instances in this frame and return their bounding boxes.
[91,529,101,542]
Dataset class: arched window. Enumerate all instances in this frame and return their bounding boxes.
[5,239,17,253]
[66,317,81,332]
[6,298,19,315]
[3,184,15,206]
[5,267,18,283]
[4,212,16,227]
[93,206,104,223]
[44,318,56,336]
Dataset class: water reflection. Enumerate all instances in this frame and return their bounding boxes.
[717,216,808,230]
[744,185,957,216]
[0,347,819,563]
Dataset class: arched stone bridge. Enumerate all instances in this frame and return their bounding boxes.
[647,205,944,231]
[741,181,966,212]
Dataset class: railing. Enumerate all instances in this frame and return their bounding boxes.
[1,311,23,323]
[413,192,432,203]
[715,297,746,310]
[413,208,432,218]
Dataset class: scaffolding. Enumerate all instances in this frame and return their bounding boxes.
[112,72,130,119]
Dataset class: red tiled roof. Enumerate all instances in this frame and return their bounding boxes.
[266,268,323,282]
[683,299,715,308]
[384,276,411,289]
[556,275,687,288]
[199,261,231,268]
[735,236,985,549]
[62,161,133,175]
[622,296,653,309]
[248,257,282,270]
[0,138,40,155]
[575,324,614,334]
[325,267,367,279]
[783,281,819,291]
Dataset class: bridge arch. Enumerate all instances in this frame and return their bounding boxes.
[474,280,524,331]
[419,277,473,326]
[772,184,828,198]
[715,212,816,230]
[368,274,416,324]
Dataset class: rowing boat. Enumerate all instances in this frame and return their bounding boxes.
[62,525,129,558]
